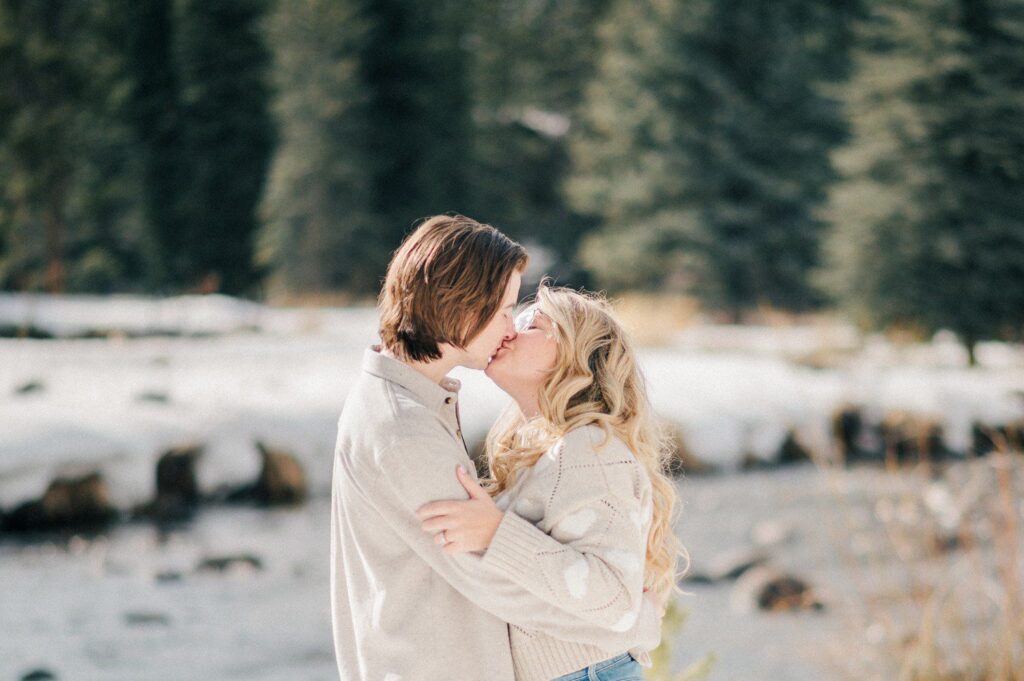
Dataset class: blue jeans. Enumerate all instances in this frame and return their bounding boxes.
[550,652,644,681]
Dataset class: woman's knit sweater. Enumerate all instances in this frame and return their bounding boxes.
[482,424,658,681]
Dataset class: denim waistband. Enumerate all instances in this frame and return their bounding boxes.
[553,652,634,681]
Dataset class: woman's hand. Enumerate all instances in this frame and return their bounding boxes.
[416,465,504,554]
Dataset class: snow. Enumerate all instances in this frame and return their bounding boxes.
[1,293,1023,680]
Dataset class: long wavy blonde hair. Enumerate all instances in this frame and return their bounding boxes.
[481,284,688,604]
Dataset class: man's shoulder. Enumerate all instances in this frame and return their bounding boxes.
[342,371,442,424]
[338,372,452,452]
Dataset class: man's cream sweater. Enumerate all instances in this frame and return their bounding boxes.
[330,347,661,681]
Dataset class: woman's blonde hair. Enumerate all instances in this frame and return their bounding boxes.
[482,284,688,605]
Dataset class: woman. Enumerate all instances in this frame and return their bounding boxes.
[417,284,686,681]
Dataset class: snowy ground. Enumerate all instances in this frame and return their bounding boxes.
[1,294,1023,680]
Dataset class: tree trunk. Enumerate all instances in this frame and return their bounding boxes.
[965,338,978,367]
[44,188,66,293]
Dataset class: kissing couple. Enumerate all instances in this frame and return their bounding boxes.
[331,214,685,681]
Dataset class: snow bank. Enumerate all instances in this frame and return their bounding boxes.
[1,294,1022,508]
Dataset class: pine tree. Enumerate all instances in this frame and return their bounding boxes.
[465,0,614,271]
[824,0,1024,364]
[260,0,474,294]
[173,0,275,295]
[121,0,187,291]
[568,0,861,318]
[0,0,144,293]
[258,0,381,295]
[359,0,475,259]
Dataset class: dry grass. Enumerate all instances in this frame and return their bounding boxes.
[264,290,377,307]
[610,293,703,347]
[823,432,1024,681]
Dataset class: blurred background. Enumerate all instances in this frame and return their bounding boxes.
[1,0,1022,679]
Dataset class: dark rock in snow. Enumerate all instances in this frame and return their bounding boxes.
[0,324,54,339]
[136,391,170,404]
[731,566,822,613]
[740,452,776,471]
[133,444,203,522]
[124,611,171,626]
[831,405,885,464]
[971,419,1024,455]
[225,442,306,506]
[196,553,263,574]
[707,547,772,581]
[14,379,45,396]
[2,472,117,534]
[776,430,813,465]
[20,669,58,681]
[879,411,951,464]
[155,570,184,584]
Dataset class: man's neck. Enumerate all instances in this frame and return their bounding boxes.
[380,345,460,386]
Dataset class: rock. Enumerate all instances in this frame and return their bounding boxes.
[196,553,263,574]
[133,444,202,522]
[20,669,58,681]
[226,442,306,506]
[14,379,45,396]
[971,420,1024,456]
[136,391,170,404]
[776,430,813,465]
[680,571,715,584]
[706,547,771,581]
[831,405,885,464]
[0,324,53,339]
[926,530,963,554]
[730,566,822,613]
[879,411,951,464]
[740,452,776,471]
[156,444,201,502]
[124,611,170,626]
[831,405,861,461]
[2,472,117,534]
[155,570,184,584]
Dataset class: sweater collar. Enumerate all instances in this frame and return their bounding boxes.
[362,345,461,414]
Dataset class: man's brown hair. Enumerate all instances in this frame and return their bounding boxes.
[378,214,528,362]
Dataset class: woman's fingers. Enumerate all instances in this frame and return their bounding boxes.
[420,515,457,533]
[455,465,489,500]
[415,500,460,519]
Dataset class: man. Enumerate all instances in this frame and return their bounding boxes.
[330,214,659,680]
